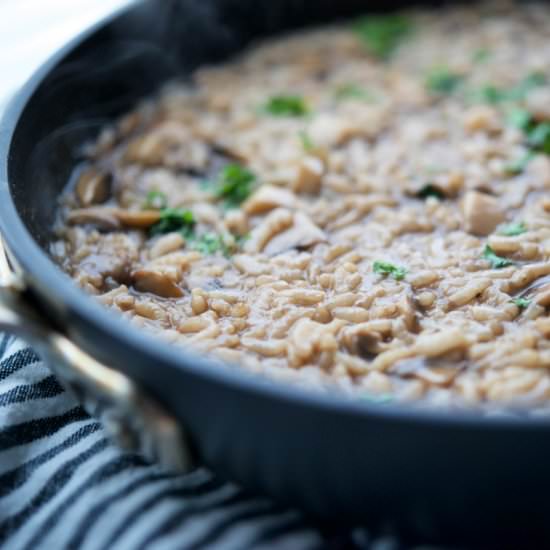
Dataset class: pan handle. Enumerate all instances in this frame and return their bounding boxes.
[0,238,194,473]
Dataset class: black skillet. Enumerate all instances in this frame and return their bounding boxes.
[0,0,547,545]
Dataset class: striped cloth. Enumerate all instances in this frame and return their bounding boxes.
[0,334,391,549]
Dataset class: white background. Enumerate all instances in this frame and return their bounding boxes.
[0,0,132,105]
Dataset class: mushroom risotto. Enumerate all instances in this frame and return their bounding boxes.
[52,2,550,410]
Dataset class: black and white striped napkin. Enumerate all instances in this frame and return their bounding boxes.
[0,334,397,549]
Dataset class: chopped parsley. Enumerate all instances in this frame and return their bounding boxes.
[191,233,230,256]
[482,244,514,269]
[497,222,527,237]
[426,67,463,94]
[472,48,490,64]
[299,130,315,152]
[262,95,309,117]
[416,183,444,200]
[512,297,531,309]
[373,260,407,280]
[473,85,505,104]
[526,121,550,154]
[210,164,257,208]
[503,106,550,170]
[474,72,547,104]
[514,71,547,98]
[191,232,246,257]
[505,151,534,175]
[143,190,167,210]
[334,83,375,102]
[506,108,532,130]
[503,103,550,169]
[150,208,195,237]
[353,14,412,59]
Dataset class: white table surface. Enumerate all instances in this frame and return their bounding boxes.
[0,0,132,106]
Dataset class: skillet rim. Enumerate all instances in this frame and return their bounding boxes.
[0,1,548,432]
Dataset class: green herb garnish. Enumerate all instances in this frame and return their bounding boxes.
[150,208,195,237]
[482,244,514,269]
[505,151,534,175]
[191,232,244,257]
[299,130,315,152]
[417,183,444,200]
[334,83,375,102]
[353,14,412,59]
[506,108,532,130]
[474,72,547,104]
[473,85,505,104]
[472,48,490,64]
[497,222,527,237]
[426,67,463,94]
[143,190,167,210]
[262,95,309,117]
[512,297,531,309]
[192,233,227,256]
[212,164,257,208]
[373,260,407,280]
[526,121,550,154]
[513,71,547,99]
[504,109,550,169]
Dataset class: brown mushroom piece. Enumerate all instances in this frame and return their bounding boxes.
[291,157,324,195]
[75,168,112,206]
[308,113,361,149]
[115,209,161,228]
[244,208,294,254]
[243,185,299,215]
[124,121,208,172]
[398,292,419,333]
[66,208,121,231]
[73,233,140,288]
[263,212,327,255]
[341,326,385,358]
[67,207,160,230]
[131,266,184,298]
[462,190,505,236]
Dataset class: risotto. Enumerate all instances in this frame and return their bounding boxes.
[52,2,550,411]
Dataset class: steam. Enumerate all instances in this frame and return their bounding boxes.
[13,0,392,246]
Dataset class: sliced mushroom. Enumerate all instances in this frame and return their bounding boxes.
[398,292,418,332]
[124,121,208,171]
[243,185,299,215]
[341,325,385,358]
[224,209,249,236]
[263,212,327,255]
[462,191,505,236]
[291,156,324,194]
[124,121,187,166]
[132,266,184,298]
[73,233,139,288]
[463,105,500,134]
[244,208,294,253]
[76,168,112,206]
[308,113,361,149]
[393,358,459,386]
[115,209,161,228]
[66,208,121,230]
[67,207,160,229]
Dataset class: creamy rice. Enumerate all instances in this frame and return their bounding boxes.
[52,1,550,411]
